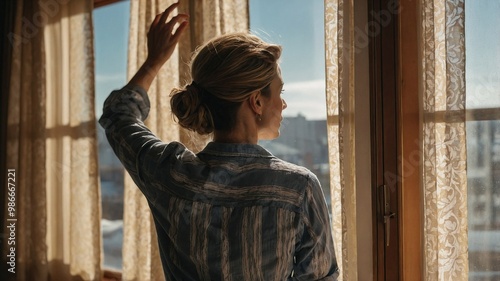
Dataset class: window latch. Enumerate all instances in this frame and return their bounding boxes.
[381,185,396,247]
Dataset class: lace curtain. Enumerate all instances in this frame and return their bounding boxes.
[5,0,101,280]
[123,1,248,280]
[420,0,468,279]
[324,0,357,280]
[325,0,468,279]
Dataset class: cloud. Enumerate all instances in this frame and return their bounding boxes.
[282,79,327,120]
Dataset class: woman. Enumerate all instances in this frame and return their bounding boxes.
[99,2,338,280]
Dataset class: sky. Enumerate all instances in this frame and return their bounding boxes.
[465,0,500,109]
[249,0,326,119]
[94,1,129,118]
[93,0,327,120]
[94,1,500,118]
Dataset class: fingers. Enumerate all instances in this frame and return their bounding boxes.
[149,2,179,31]
[164,14,189,34]
[171,21,189,43]
[150,2,187,36]
[159,2,179,25]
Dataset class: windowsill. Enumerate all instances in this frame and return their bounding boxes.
[103,268,122,281]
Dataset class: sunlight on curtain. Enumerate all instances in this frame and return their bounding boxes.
[324,0,357,280]
[44,0,102,279]
[420,0,468,280]
[6,0,101,280]
[123,1,248,280]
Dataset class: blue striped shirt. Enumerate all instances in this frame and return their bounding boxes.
[99,86,339,280]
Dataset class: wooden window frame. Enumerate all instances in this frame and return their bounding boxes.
[94,0,122,9]
[371,0,423,279]
[399,0,422,279]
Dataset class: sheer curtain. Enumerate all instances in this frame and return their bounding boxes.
[122,1,180,279]
[324,0,357,280]
[5,0,101,280]
[123,1,248,280]
[44,1,101,279]
[325,0,468,279]
[420,0,468,280]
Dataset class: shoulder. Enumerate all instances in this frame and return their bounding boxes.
[159,141,196,161]
[268,158,326,209]
[269,157,321,189]
[141,141,196,168]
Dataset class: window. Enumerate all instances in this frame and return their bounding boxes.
[94,0,130,270]
[250,0,331,209]
[466,0,500,278]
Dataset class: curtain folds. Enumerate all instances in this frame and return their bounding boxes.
[324,0,357,280]
[45,1,102,279]
[5,0,101,280]
[420,0,468,280]
[6,0,48,279]
[123,1,248,280]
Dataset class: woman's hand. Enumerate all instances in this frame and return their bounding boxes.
[128,2,189,91]
[146,2,189,68]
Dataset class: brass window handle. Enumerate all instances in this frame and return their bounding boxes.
[381,185,397,247]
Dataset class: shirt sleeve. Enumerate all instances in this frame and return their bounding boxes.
[98,85,181,202]
[292,173,339,280]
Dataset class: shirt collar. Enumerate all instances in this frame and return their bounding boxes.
[198,142,273,158]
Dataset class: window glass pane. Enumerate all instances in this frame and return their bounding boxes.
[94,0,130,270]
[466,1,500,110]
[250,0,330,210]
[466,1,500,279]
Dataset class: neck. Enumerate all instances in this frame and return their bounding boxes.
[212,99,261,144]
[212,113,259,144]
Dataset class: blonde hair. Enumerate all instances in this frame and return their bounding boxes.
[170,33,282,135]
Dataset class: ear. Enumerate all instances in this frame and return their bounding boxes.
[248,90,264,115]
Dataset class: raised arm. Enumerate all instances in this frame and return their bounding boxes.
[128,2,189,91]
[98,2,188,199]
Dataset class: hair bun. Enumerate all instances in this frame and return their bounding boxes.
[170,83,214,135]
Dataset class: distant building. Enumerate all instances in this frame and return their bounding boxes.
[275,114,329,167]
[97,123,124,220]
[467,120,500,230]
[259,141,302,164]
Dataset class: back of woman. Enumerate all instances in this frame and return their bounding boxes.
[99,3,338,280]
[139,141,333,279]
